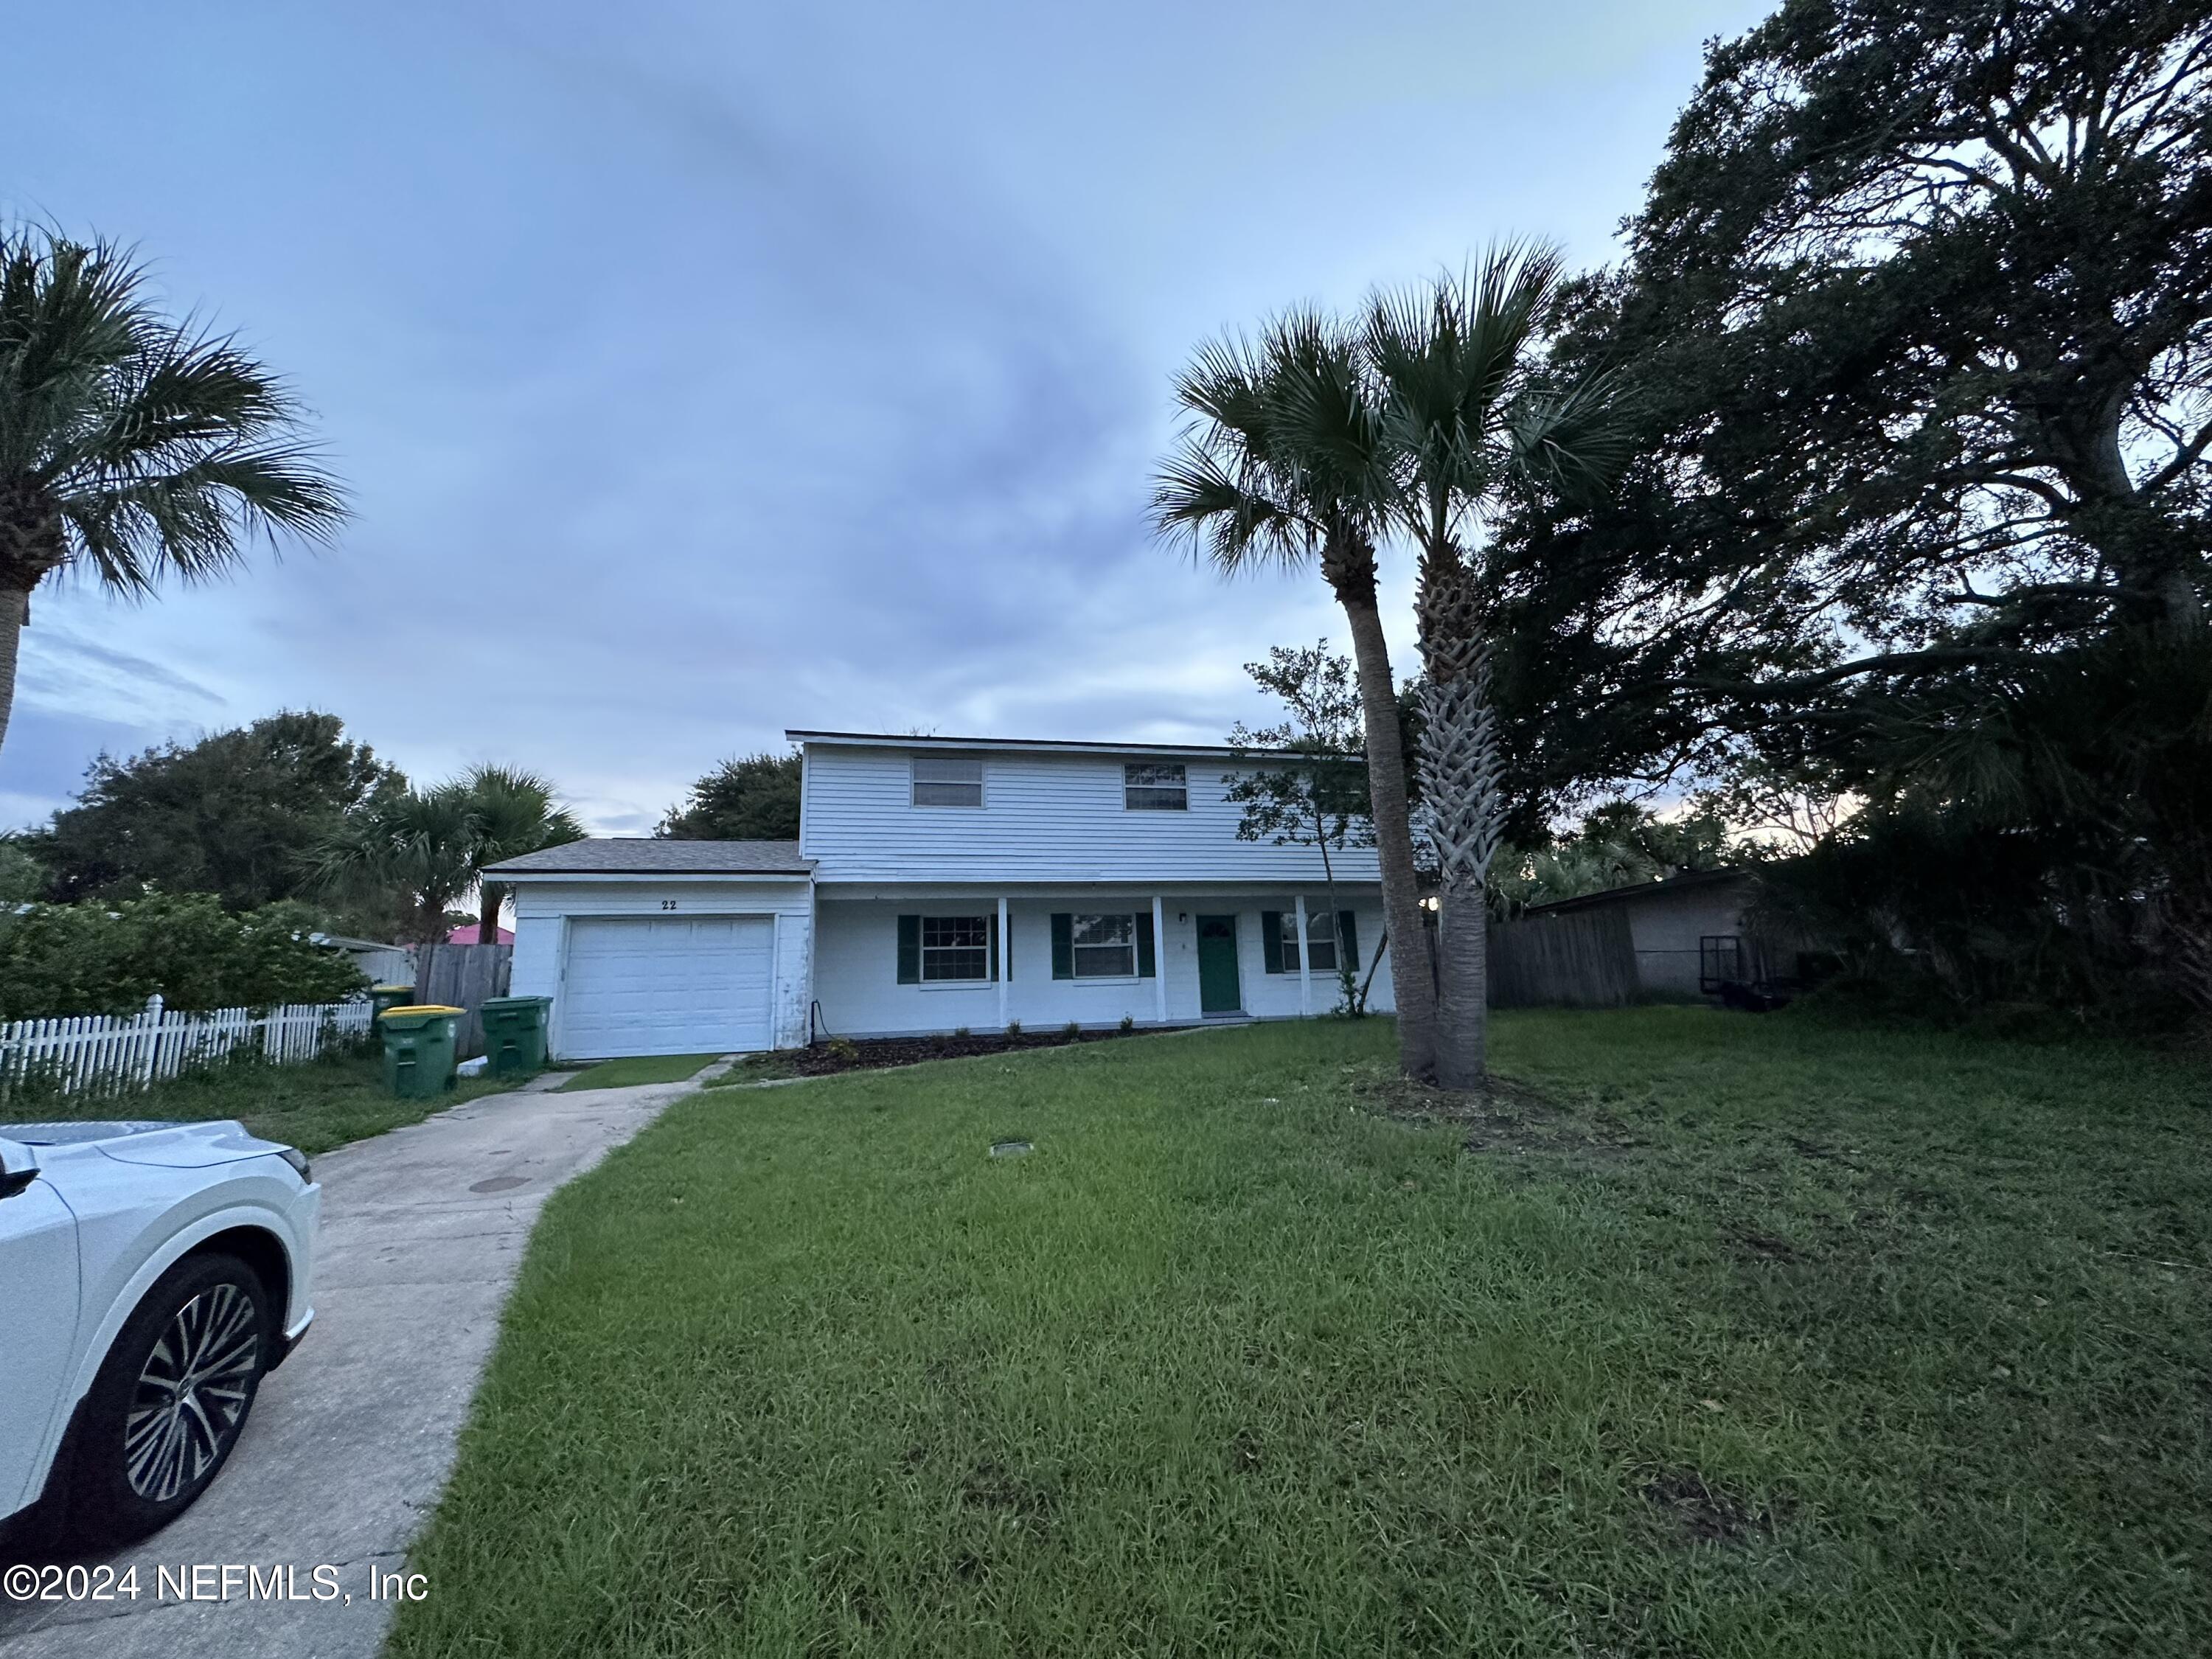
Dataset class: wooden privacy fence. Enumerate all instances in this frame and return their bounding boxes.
[407,942,512,1060]
[0,995,377,1099]
[1487,908,1640,1009]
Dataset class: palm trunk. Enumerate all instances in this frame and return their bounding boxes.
[478,883,504,945]
[1333,571,1439,1079]
[0,588,27,759]
[1434,887,1488,1083]
[1416,558,1505,1093]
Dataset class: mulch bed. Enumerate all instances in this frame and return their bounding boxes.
[742,1024,1179,1078]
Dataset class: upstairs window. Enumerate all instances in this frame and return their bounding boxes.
[912,754,984,807]
[1124,762,1187,811]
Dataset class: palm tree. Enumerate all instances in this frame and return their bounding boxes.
[1363,243,1632,1088]
[314,785,481,948]
[0,229,344,754]
[461,764,585,942]
[1153,312,1441,1079]
[314,768,585,947]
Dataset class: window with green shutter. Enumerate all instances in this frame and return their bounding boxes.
[1262,908,1360,973]
[1050,912,1152,978]
[898,914,995,983]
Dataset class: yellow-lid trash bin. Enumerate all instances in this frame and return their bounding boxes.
[376,1004,464,1099]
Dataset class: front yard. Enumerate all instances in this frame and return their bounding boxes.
[390,1010,2210,1657]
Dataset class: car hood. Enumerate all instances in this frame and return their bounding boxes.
[0,1118,291,1168]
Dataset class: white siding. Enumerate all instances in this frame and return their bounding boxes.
[509,878,814,1054]
[813,894,1391,1038]
[800,745,1384,885]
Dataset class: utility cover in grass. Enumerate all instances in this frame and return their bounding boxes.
[988,1139,1033,1158]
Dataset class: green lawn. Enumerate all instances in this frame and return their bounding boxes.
[557,1051,724,1091]
[390,1010,2211,1658]
[0,1048,515,1155]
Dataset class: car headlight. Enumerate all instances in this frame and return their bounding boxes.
[276,1146,312,1184]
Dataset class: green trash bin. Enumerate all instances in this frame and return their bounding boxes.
[378,1004,463,1099]
[369,984,417,1022]
[480,995,552,1079]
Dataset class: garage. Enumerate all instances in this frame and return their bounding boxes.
[486,838,815,1059]
[558,914,777,1059]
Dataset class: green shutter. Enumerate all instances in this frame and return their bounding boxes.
[1261,911,1284,975]
[1051,913,1074,979]
[990,913,1000,982]
[897,914,921,983]
[1135,911,1155,978]
[1336,910,1359,970]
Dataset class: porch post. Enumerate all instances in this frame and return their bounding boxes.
[1152,895,1168,1025]
[1294,894,1312,1015]
[997,895,1010,1031]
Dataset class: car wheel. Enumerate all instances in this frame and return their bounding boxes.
[67,1252,274,1545]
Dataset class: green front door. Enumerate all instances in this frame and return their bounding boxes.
[1196,914,1242,1014]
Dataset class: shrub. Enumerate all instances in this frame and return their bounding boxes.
[1119,1013,1135,1033]
[1063,1021,1082,1038]
[824,1037,859,1064]
[0,894,367,1020]
[1004,1020,1021,1037]
[952,1026,970,1039]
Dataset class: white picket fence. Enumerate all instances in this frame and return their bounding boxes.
[0,995,377,1098]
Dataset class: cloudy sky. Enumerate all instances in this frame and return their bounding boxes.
[0,0,1769,832]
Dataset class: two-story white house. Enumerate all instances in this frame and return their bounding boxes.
[490,730,1393,1060]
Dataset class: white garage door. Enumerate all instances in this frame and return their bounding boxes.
[559,916,776,1060]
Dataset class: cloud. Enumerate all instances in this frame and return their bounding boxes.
[0,0,1761,835]
[12,615,228,728]
[0,705,172,829]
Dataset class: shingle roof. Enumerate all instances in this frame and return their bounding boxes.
[785,728,1326,761]
[482,839,813,877]
[1515,866,1750,917]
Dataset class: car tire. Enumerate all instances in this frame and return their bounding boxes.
[66,1251,274,1547]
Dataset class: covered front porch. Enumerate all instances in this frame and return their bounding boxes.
[808,886,1391,1040]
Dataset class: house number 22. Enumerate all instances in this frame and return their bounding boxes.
[661,900,678,911]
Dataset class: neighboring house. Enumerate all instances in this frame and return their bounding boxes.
[313,933,414,987]
[1498,866,1820,1004]
[489,730,1393,1060]
[445,923,515,945]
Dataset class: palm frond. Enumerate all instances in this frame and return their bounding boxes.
[0,225,346,595]
[462,764,588,863]
[1506,362,1640,503]
[1363,237,1611,551]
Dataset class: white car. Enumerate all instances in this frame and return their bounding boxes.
[0,1119,319,1554]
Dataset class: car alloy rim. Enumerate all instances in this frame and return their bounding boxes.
[124,1284,260,1502]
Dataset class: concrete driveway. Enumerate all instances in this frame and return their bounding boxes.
[0,1066,719,1658]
